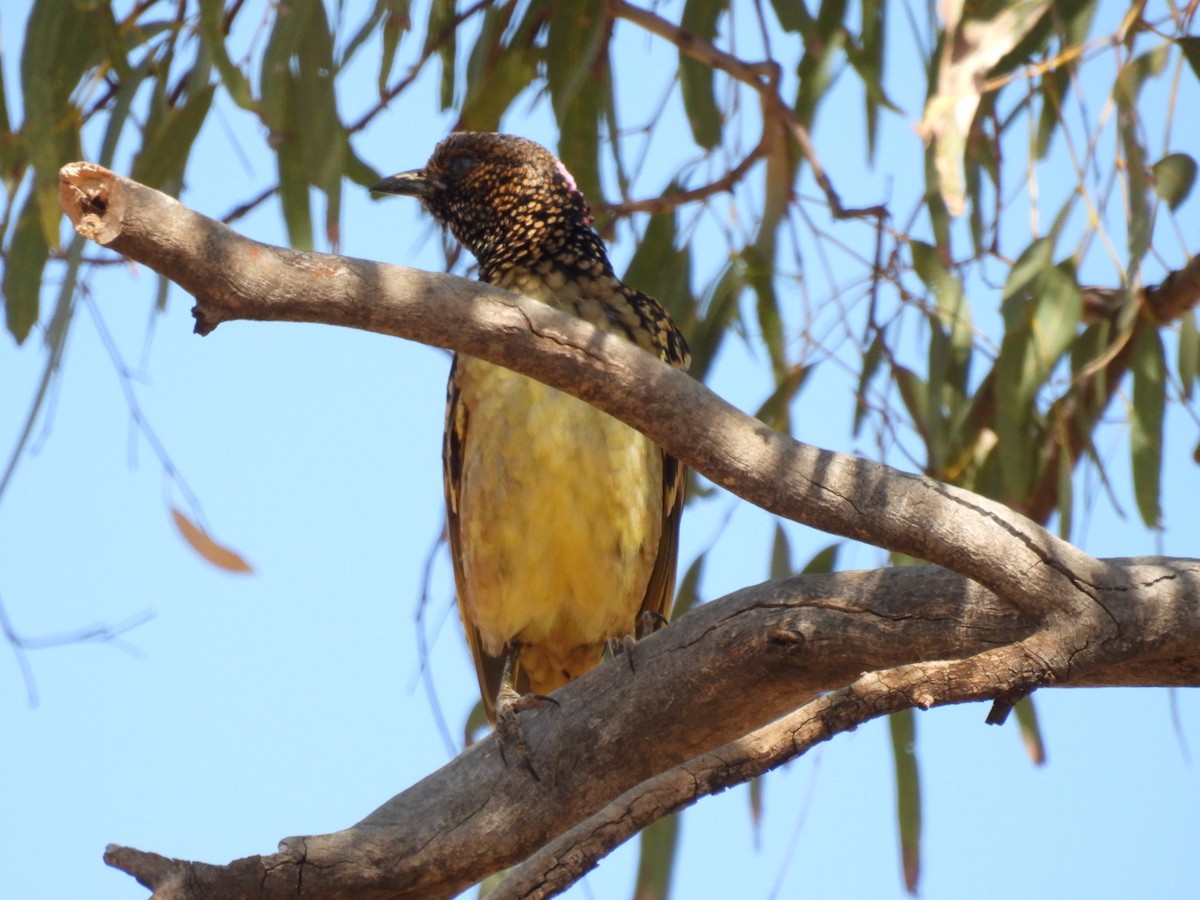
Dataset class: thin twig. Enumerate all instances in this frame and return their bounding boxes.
[594,143,764,219]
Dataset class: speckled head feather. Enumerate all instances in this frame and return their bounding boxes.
[373,132,610,283]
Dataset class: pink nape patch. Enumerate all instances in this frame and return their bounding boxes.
[554,159,579,193]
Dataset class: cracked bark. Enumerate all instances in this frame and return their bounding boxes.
[57,163,1200,899]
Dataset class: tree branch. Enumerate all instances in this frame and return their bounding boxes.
[101,557,1200,898]
[57,164,1200,898]
[58,162,1116,624]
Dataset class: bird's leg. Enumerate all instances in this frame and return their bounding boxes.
[608,634,639,673]
[608,610,671,674]
[494,643,557,780]
[638,609,669,639]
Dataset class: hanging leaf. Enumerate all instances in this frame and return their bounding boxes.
[2,191,49,343]
[800,542,841,574]
[1014,696,1047,765]
[853,333,885,437]
[672,552,705,620]
[1180,35,1200,82]
[423,0,458,110]
[460,6,537,132]
[678,0,723,149]
[1179,311,1198,401]
[889,709,922,894]
[1150,152,1197,211]
[548,0,607,206]
[1130,327,1165,528]
[1115,47,1170,266]
[754,364,810,433]
[170,507,254,574]
[686,262,742,384]
[769,522,792,579]
[199,0,255,110]
[131,82,217,191]
[632,814,679,900]
[20,0,105,247]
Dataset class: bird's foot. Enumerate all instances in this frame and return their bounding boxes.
[638,609,669,639]
[495,688,558,780]
[609,611,670,673]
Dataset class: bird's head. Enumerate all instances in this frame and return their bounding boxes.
[372,132,609,279]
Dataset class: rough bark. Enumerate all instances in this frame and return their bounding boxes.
[57,164,1200,899]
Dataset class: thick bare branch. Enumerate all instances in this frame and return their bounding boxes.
[99,557,1200,898]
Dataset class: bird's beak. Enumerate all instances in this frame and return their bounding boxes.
[371,169,442,198]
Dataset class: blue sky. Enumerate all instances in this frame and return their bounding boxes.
[4,3,1200,899]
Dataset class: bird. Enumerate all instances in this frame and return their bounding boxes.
[372,132,690,728]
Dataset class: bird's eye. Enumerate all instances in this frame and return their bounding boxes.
[448,156,478,179]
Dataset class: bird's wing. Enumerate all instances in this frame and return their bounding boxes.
[638,297,690,631]
[443,355,507,725]
[639,451,685,629]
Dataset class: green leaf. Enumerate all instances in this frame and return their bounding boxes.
[794,0,847,129]
[1115,47,1169,265]
[461,32,539,133]
[548,0,607,205]
[199,0,254,110]
[912,239,973,437]
[993,249,1082,503]
[740,245,788,381]
[131,82,217,191]
[1030,264,1083,371]
[633,814,680,900]
[623,209,694,343]
[672,552,705,620]
[423,0,459,110]
[259,0,342,247]
[376,2,412,96]
[546,0,604,119]
[343,135,383,189]
[1151,152,1197,211]
[679,0,723,149]
[754,364,809,433]
[3,190,49,344]
[687,263,742,383]
[893,364,931,451]
[0,42,22,185]
[277,76,314,249]
[769,522,792,580]
[748,775,764,849]
[1179,311,1198,401]
[1035,67,1069,159]
[260,0,314,132]
[295,1,342,191]
[20,0,106,248]
[800,542,841,575]
[889,709,921,895]
[1131,327,1165,528]
[844,0,895,160]
[1000,237,1054,316]
[625,210,678,290]
[1014,696,1046,765]
[768,0,809,31]
[853,333,885,437]
[1180,36,1200,82]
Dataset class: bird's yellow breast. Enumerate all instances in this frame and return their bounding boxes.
[452,354,663,694]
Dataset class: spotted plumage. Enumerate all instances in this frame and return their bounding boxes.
[373,132,689,725]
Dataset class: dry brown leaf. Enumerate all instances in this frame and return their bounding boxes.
[170,506,254,574]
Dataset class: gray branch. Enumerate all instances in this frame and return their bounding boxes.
[58,163,1200,899]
